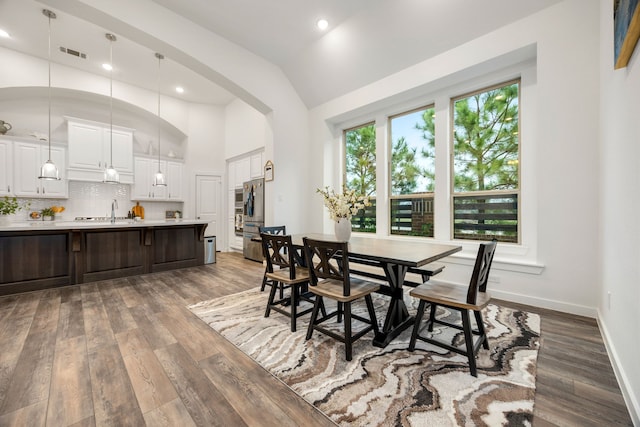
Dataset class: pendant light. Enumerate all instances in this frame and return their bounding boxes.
[152,52,167,187]
[38,9,60,181]
[103,33,119,184]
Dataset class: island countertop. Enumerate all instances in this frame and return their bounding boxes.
[0,219,209,232]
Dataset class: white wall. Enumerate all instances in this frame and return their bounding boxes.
[598,0,640,422]
[310,0,601,316]
[183,102,226,220]
[224,99,268,160]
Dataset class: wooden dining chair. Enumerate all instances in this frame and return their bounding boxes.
[261,232,321,332]
[258,225,286,297]
[303,237,380,361]
[408,240,497,377]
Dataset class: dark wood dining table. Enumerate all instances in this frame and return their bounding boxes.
[288,234,462,348]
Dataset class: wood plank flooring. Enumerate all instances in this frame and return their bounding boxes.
[0,252,633,426]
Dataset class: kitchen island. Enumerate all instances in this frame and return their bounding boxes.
[0,220,209,296]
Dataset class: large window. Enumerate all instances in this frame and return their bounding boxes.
[451,80,520,243]
[339,77,523,244]
[389,106,435,237]
[344,123,376,233]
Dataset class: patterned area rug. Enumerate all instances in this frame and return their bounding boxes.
[188,288,540,427]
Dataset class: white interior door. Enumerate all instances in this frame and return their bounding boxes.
[196,174,222,248]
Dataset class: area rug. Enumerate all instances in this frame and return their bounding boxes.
[188,288,540,427]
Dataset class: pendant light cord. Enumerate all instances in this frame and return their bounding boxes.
[156,53,163,170]
[109,35,114,166]
[47,11,52,159]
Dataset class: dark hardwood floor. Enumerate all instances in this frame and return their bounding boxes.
[0,252,633,426]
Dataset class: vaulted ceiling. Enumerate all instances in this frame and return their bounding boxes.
[0,0,563,108]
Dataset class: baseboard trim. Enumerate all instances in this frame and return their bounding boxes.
[597,310,640,426]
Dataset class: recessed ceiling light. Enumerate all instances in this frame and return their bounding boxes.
[317,19,329,30]
[102,63,112,71]
[175,86,184,94]
[0,29,10,39]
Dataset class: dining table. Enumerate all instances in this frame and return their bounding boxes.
[288,233,462,348]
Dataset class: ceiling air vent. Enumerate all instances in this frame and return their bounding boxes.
[59,46,87,59]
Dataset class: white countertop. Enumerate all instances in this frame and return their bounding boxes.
[0,219,209,232]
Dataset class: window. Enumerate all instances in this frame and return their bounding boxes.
[389,106,435,237]
[344,123,376,233]
[451,80,520,243]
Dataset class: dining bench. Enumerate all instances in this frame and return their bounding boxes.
[340,255,445,287]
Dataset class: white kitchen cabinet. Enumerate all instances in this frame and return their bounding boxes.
[67,118,134,183]
[0,140,13,196]
[250,152,264,179]
[166,161,183,200]
[235,157,250,188]
[132,156,183,201]
[13,141,67,198]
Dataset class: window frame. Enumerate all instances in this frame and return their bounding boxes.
[449,78,522,243]
[387,104,436,237]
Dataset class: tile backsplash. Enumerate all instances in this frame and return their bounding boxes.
[9,181,183,221]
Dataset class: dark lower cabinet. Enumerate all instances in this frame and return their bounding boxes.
[0,231,72,295]
[82,229,146,283]
[0,223,206,296]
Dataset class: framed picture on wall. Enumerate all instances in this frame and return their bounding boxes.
[614,0,640,68]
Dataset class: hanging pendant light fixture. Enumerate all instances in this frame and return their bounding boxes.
[103,33,120,184]
[39,9,60,181]
[152,52,166,187]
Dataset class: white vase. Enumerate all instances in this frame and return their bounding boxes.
[334,218,352,241]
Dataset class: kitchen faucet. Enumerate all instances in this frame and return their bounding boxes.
[111,199,118,223]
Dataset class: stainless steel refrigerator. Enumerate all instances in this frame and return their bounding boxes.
[242,178,265,262]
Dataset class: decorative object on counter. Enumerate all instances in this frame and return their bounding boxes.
[38,9,61,182]
[40,207,55,221]
[264,160,274,181]
[103,33,120,184]
[132,201,144,219]
[165,210,181,219]
[0,196,29,225]
[167,149,176,158]
[51,205,65,219]
[0,120,11,135]
[317,185,370,241]
[29,211,42,220]
[152,52,167,187]
[30,131,48,141]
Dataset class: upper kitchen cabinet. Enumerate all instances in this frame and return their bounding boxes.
[250,152,264,179]
[132,156,183,201]
[13,141,67,198]
[66,118,134,184]
[228,150,264,189]
[0,139,13,196]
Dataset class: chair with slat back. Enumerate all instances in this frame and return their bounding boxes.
[261,232,322,332]
[303,237,380,361]
[259,225,286,298]
[408,240,497,377]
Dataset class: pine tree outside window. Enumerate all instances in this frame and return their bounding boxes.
[451,80,520,243]
[344,123,376,233]
[389,106,436,237]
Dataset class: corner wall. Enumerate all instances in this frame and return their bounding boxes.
[598,0,640,422]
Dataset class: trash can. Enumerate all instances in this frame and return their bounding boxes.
[204,236,216,264]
